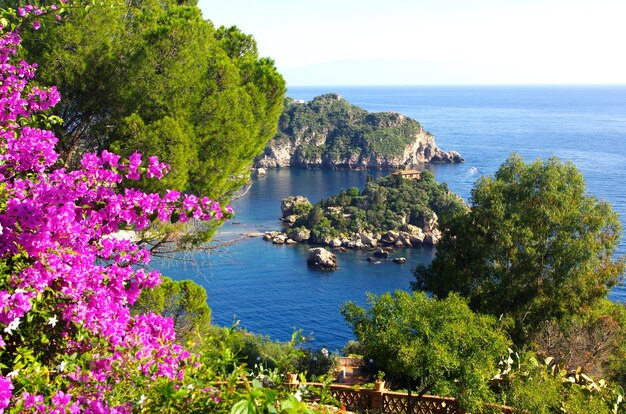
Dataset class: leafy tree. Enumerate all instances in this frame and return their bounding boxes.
[342,291,511,412]
[132,277,212,347]
[413,154,625,341]
[13,0,286,200]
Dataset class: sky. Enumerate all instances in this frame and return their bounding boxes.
[197,0,626,86]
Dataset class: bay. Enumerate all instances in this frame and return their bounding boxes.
[153,85,626,351]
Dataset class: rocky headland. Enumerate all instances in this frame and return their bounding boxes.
[254,94,463,170]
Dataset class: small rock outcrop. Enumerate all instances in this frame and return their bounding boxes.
[307,248,338,270]
[373,248,390,258]
[392,257,407,264]
[287,228,311,243]
[360,233,378,248]
[272,234,287,244]
[281,196,312,218]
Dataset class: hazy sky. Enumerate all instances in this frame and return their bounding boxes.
[197,0,626,86]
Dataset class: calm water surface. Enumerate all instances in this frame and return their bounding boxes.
[153,86,626,351]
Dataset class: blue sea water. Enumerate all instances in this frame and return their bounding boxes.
[153,86,626,351]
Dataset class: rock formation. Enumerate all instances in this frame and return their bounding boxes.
[255,94,463,169]
[281,196,312,217]
[307,247,339,270]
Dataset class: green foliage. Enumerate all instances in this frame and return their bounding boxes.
[132,277,212,347]
[493,350,626,413]
[239,331,306,375]
[200,326,325,377]
[296,348,339,381]
[291,203,313,216]
[342,290,511,412]
[342,340,365,358]
[414,154,626,342]
[112,114,195,193]
[294,172,465,237]
[271,94,424,164]
[17,0,286,200]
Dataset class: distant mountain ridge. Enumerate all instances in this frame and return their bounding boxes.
[254,93,463,169]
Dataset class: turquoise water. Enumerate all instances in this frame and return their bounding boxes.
[153,86,626,351]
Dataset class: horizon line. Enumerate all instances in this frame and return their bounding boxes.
[287,83,626,88]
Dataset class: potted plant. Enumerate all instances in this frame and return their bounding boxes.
[374,371,385,392]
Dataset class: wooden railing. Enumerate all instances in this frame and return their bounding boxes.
[305,383,515,414]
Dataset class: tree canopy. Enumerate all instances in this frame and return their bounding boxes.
[12,0,286,200]
[131,277,212,347]
[413,154,625,340]
[342,291,511,412]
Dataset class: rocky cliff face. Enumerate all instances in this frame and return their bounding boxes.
[255,94,463,169]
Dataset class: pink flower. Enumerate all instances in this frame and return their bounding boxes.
[0,376,13,410]
[0,11,225,409]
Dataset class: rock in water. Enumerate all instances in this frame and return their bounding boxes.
[307,248,338,270]
[392,257,407,264]
[373,247,390,258]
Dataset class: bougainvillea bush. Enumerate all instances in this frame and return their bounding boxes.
[0,5,234,411]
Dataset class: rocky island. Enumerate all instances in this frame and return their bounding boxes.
[263,170,467,252]
[254,94,463,169]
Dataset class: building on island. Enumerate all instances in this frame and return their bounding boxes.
[391,169,421,180]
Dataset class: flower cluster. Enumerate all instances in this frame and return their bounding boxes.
[0,6,230,411]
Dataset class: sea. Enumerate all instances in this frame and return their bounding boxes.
[152,85,626,352]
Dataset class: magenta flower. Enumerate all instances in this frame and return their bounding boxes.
[0,9,232,409]
[0,376,13,410]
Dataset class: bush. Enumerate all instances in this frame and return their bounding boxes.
[296,348,339,381]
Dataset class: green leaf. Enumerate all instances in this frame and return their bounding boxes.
[170,211,180,224]
[230,399,254,414]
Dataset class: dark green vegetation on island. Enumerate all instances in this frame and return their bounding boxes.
[283,94,418,159]
[255,94,462,169]
[282,170,466,246]
[13,0,285,200]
